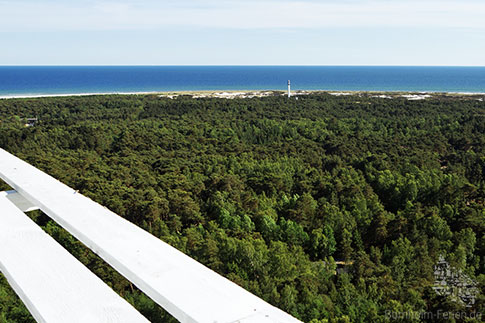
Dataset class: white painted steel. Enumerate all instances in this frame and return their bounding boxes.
[0,194,149,323]
[1,190,39,212]
[0,148,302,323]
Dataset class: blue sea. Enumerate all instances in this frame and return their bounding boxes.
[0,66,484,97]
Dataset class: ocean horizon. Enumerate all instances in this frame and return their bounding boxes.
[1,66,484,97]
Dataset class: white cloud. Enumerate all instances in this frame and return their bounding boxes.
[0,0,484,32]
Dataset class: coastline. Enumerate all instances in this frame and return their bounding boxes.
[1,89,484,100]
[0,91,163,99]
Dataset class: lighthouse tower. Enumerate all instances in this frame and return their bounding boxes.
[287,80,291,98]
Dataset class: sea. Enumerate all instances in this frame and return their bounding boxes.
[0,66,484,97]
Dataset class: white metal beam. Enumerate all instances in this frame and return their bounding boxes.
[0,193,149,323]
[1,190,39,212]
[0,148,301,323]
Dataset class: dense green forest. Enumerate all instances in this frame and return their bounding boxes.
[0,92,485,322]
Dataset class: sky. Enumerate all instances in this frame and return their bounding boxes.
[0,0,484,66]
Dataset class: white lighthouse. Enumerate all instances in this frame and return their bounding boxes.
[287,80,291,98]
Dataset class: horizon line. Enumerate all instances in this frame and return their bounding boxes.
[1,64,485,68]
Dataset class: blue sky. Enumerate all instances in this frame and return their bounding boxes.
[1,0,484,65]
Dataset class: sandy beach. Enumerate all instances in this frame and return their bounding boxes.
[1,90,484,101]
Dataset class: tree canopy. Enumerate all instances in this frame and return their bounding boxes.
[0,92,484,322]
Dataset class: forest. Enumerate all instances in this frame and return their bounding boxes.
[0,92,484,322]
